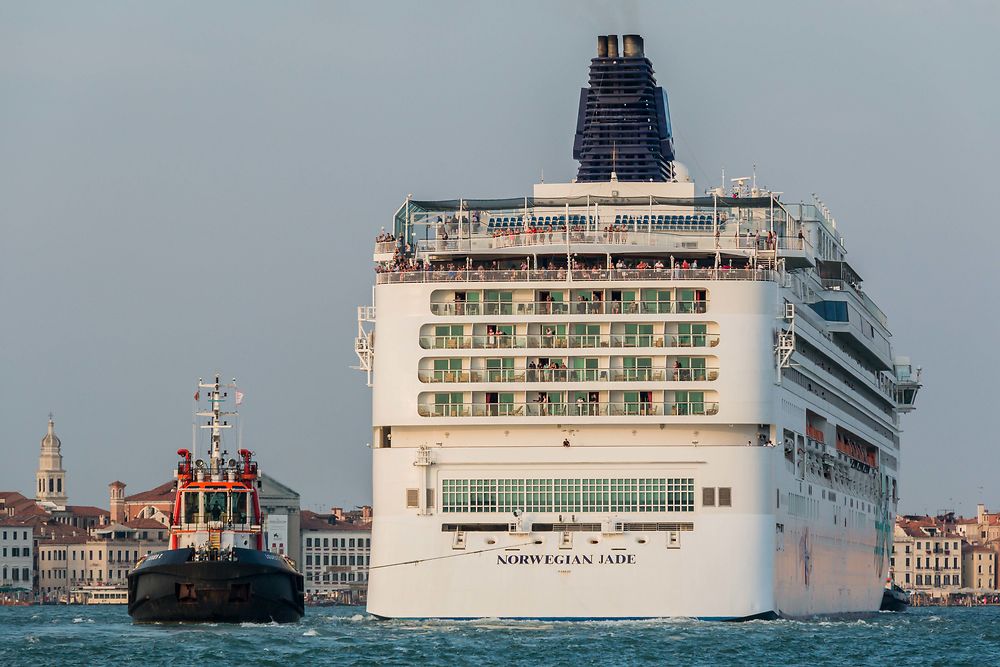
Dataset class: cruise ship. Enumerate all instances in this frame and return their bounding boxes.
[356,34,921,620]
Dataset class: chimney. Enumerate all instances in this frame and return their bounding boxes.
[331,506,344,521]
[623,34,644,58]
[361,505,372,523]
[597,35,608,58]
[606,34,619,58]
[978,503,987,525]
[109,481,126,524]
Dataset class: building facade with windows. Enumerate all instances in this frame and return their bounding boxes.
[893,517,963,595]
[35,520,168,598]
[963,544,997,591]
[0,519,34,590]
[300,509,371,603]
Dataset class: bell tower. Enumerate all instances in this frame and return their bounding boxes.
[36,415,68,507]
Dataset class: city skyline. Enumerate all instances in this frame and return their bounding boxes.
[3,1,998,513]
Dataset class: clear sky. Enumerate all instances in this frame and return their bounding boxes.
[2,1,997,516]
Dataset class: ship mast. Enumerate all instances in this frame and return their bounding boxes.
[196,373,238,481]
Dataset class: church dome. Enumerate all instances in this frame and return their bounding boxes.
[41,418,61,450]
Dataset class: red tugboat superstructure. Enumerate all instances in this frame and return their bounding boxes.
[127,374,304,623]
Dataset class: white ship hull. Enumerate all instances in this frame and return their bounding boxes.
[367,445,888,620]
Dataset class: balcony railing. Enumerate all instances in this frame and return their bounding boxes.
[411,231,808,255]
[377,268,778,285]
[429,300,707,316]
[420,333,720,350]
[418,367,719,383]
[417,401,720,418]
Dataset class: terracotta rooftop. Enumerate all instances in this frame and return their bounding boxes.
[123,517,169,530]
[0,491,51,519]
[65,505,110,518]
[124,481,175,503]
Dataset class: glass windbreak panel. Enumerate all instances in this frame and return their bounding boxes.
[486,357,515,381]
[677,289,695,314]
[572,357,599,381]
[435,325,464,348]
[641,289,672,314]
[677,323,708,347]
[205,492,228,522]
[623,357,653,381]
[624,324,654,347]
[434,392,464,416]
[539,324,567,348]
[485,290,513,315]
[571,324,601,347]
[433,358,462,381]
[465,291,481,315]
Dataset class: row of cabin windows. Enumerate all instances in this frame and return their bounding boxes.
[448,289,707,313]
[435,323,709,341]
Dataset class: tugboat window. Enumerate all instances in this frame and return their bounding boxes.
[184,493,199,523]
[232,492,248,524]
[206,492,228,521]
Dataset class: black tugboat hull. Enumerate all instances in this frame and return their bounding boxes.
[879,586,910,612]
[127,548,304,623]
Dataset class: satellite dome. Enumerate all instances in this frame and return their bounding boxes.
[671,161,692,183]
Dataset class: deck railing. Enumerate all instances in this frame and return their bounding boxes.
[418,367,719,384]
[418,401,720,418]
[429,299,707,316]
[409,231,808,254]
[419,333,721,350]
[377,268,778,285]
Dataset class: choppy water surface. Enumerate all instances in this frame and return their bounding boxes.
[3,605,998,666]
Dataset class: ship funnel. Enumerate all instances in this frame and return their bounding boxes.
[623,34,644,57]
[597,35,608,57]
[606,34,619,58]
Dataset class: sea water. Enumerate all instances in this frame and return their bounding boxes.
[3,605,999,666]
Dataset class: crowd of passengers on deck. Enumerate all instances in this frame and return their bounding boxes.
[375,252,766,280]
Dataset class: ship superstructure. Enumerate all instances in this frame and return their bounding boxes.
[357,35,920,620]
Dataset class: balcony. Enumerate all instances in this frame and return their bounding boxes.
[410,230,808,257]
[429,299,708,316]
[419,333,720,350]
[418,367,719,384]
[378,267,778,286]
[417,401,720,418]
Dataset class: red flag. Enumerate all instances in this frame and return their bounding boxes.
[194,391,200,401]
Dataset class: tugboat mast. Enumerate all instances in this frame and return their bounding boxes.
[196,373,238,481]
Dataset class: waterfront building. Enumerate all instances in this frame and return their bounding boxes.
[300,508,372,603]
[357,34,921,619]
[35,519,168,598]
[893,517,963,596]
[962,543,997,591]
[0,519,34,590]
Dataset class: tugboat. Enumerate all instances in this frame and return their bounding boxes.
[879,575,910,612]
[127,375,304,623]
